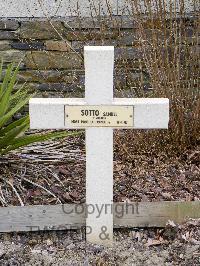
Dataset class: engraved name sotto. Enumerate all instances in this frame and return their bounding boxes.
[65,105,134,128]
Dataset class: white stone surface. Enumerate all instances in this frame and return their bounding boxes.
[0,0,196,18]
[29,98,169,129]
[85,46,114,246]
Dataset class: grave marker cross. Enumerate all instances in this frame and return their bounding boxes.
[30,46,169,246]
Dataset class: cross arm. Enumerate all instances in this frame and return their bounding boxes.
[114,98,169,129]
[29,98,169,129]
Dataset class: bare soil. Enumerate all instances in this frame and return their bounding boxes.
[0,134,199,206]
[0,134,199,265]
[0,219,199,265]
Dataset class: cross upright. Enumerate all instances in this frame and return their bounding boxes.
[30,46,169,246]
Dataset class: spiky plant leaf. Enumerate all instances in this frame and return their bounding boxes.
[0,95,30,129]
[0,117,29,150]
[0,63,14,99]
[0,59,3,85]
[0,63,20,116]
[1,131,81,155]
[0,116,29,137]
[0,62,81,156]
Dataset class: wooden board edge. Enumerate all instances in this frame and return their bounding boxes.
[0,201,199,232]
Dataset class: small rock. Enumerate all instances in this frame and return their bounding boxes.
[129,230,136,238]
[162,192,172,200]
[145,238,165,247]
[0,243,5,258]
[185,245,200,259]
[179,254,184,259]
[167,220,177,227]
[28,239,38,245]
[190,238,200,245]
[45,40,71,52]
[142,238,147,244]
[119,185,126,191]
[135,232,142,242]
[66,243,75,249]
[46,239,53,246]
[42,250,50,257]
[31,249,42,254]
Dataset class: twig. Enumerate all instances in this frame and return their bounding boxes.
[22,177,62,203]
[0,185,6,204]
[46,167,65,187]
[37,0,83,60]
[5,180,24,206]
[0,196,6,206]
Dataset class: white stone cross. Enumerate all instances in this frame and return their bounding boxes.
[29,46,169,246]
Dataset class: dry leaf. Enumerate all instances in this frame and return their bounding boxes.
[145,238,165,247]
[167,220,177,227]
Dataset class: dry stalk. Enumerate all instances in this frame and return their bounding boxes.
[4,179,24,206]
[22,176,62,204]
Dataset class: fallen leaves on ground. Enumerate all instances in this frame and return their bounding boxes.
[0,134,199,206]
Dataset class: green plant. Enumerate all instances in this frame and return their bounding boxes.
[0,62,80,155]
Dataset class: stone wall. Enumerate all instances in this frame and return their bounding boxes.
[0,16,143,98]
[0,15,198,98]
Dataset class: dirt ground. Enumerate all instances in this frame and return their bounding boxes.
[0,134,199,265]
[0,219,199,265]
[0,134,199,206]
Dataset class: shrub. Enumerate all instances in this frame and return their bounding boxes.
[115,0,199,154]
[0,62,80,155]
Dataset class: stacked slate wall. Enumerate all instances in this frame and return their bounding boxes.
[0,15,198,98]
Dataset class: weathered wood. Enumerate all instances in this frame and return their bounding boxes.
[0,201,199,233]
[0,204,84,232]
[114,201,200,228]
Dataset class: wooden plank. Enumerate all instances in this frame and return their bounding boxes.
[114,201,200,228]
[0,201,199,232]
[0,204,85,232]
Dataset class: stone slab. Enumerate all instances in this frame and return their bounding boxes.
[20,21,66,39]
[11,41,45,50]
[25,51,83,70]
[0,31,18,40]
[0,19,19,30]
[0,50,25,63]
[64,29,121,41]
[16,70,83,83]
[0,40,11,50]
[45,40,72,52]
